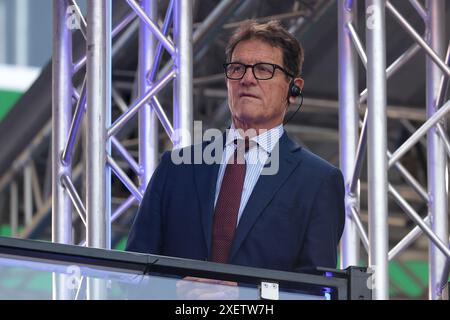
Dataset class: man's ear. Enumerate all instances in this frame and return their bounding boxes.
[294,77,304,90]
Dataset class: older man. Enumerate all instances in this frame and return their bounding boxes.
[126,20,345,274]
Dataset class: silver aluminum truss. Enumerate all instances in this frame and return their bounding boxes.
[51,0,194,252]
[338,0,450,299]
[51,0,192,298]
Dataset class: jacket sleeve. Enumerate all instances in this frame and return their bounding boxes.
[294,167,345,273]
[125,151,171,254]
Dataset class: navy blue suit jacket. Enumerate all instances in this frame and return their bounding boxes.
[126,131,345,273]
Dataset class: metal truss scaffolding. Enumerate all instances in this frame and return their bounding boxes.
[338,0,449,300]
[51,0,192,298]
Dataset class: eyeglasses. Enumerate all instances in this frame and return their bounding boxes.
[223,62,294,80]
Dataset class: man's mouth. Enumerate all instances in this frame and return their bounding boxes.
[239,93,259,99]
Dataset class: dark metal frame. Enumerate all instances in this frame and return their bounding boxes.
[0,236,371,300]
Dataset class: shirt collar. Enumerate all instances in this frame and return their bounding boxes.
[225,123,284,154]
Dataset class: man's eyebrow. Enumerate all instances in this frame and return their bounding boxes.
[229,60,273,64]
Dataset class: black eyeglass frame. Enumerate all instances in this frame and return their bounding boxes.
[223,62,295,80]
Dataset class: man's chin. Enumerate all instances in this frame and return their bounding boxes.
[234,114,266,127]
[234,101,262,112]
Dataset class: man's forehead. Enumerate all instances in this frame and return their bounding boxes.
[231,39,283,63]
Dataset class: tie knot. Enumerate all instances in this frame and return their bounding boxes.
[234,137,256,152]
[231,138,253,165]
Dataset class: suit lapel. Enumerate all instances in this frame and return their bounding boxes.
[193,135,224,257]
[229,132,302,262]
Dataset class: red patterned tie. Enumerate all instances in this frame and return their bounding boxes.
[211,140,248,263]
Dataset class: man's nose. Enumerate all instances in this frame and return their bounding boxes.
[240,67,257,85]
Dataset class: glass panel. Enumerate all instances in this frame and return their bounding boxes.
[0,253,327,300]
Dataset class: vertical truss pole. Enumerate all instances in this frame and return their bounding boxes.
[86,0,111,250]
[10,181,18,237]
[173,0,193,148]
[52,0,73,300]
[15,0,29,65]
[366,0,389,300]
[338,0,360,268]
[24,163,33,226]
[0,0,6,63]
[86,0,111,300]
[425,0,448,300]
[52,0,73,246]
[139,0,158,190]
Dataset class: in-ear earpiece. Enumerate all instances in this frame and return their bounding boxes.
[284,81,304,125]
[288,81,302,97]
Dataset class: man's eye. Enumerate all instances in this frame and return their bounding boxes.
[256,65,271,73]
[231,65,243,73]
